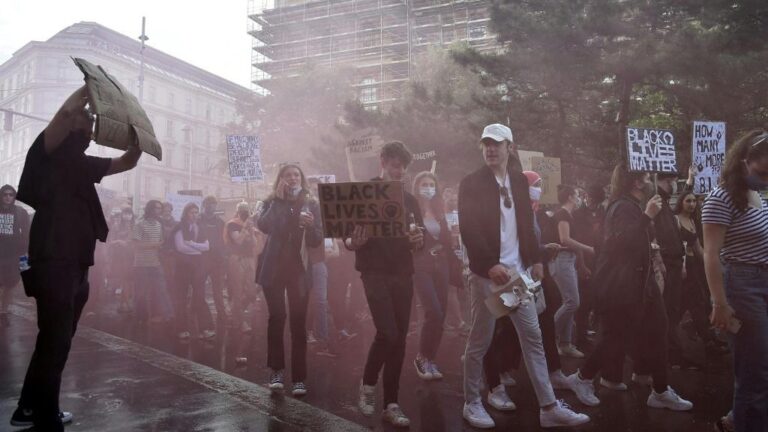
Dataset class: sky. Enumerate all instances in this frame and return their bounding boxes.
[0,0,258,88]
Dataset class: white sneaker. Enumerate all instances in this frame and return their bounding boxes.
[549,370,570,390]
[600,377,628,391]
[463,400,495,429]
[631,373,653,386]
[427,360,444,380]
[647,386,694,411]
[566,372,600,406]
[540,400,591,428]
[558,344,585,358]
[487,385,516,411]
[358,382,376,416]
[414,356,433,380]
[499,371,517,386]
[382,403,410,428]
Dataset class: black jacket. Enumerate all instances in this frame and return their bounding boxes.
[198,212,226,260]
[458,165,540,278]
[592,196,657,312]
[654,188,684,262]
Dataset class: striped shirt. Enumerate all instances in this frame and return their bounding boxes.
[701,187,768,265]
[133,218,163,267]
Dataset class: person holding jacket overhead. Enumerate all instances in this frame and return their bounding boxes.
[257,164,323,397]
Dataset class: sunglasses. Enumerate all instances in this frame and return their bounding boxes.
[500,186,512,209]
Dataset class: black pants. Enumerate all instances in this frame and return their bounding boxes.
[575,275,595,346]
[201,254,227,324]
[174,255,213,333]
[361,273,413,406]
[263,270,309,382]
[19,263,89,431]
[662,259,685,363]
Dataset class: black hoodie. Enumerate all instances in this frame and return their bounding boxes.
[0,185,30,262]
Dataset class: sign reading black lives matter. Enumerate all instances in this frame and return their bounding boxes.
[692,121,726,194]
[626,127,678,174]
[318,181,407,239]
[226,135,264,182]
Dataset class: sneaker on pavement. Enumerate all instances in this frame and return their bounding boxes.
[200,330,216,339]
[549,370,570,390]
[647,386,694,411]
[631,373,653,386]
[487,385,516,411]
[382,403,410,428]
[358,382,376,416]
[427,360,443,380]
[463,400,495,429]
[269,370,285,391]
[566,372,600,407]
[558,344,585,359]
[292,382,307,397]
[540,400,591,428]
[600,378,628,391]
[414,356,433,380]
[10,408,73,427]
[499,371,517,386]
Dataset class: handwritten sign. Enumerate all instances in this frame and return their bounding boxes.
[227,135,264,182]
[626,127,677,173]
[318,181,407,238]
[166,192,203,221]
[307,174,337,184]
[692,121,726,194]
[531,156,562,205]
[518,150,544,171]
[346,130,383,181]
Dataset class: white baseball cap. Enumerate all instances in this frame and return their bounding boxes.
[481,123,514,143]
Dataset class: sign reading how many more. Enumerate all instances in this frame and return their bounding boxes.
[226,135,264,182]
[692,121,726,195]
[530,156,562,205]
[318,181,407,239]
[626,127,678,174]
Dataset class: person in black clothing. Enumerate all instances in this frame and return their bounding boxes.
[11,86,141,431]
[349,141,424,428]
[0,185,30,319]
[199,195,228,326]
[565,163,693,411]
[257,164,323,397]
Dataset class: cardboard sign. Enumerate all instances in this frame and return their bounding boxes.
[626,127,677,173]
[226,135,264,182]
[166,192,203,221]
[318,181,407,238]
[346,130,383,181]
[518,150,544,172]
[692,121,726,194]
[531,156,562,205]
[307,174,337,184]
[73,58,162,160]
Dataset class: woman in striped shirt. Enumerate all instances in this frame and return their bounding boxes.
[702,128,768,432]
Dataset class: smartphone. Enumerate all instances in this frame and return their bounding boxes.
[727,316,742,335]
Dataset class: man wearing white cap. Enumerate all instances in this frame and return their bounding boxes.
[458,123,590,429]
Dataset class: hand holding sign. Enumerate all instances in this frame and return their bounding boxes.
[350,225,370,249]
[645,195,663,219]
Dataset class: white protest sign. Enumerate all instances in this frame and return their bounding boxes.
[226,135,264,182]
[518,150,544,171]
[626,127,678,173]
[531,156,562,205]
[166,192,203,221]
[318,181,407,238]
[307,174,337,184]
[692,121,726,194]
[346,131,384,181]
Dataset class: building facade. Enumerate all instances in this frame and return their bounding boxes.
[0,21,251,208]
[248,0,499,108]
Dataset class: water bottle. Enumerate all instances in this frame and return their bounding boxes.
[19,254,30,272]
[408,212,418,234]
[299,203,311,228]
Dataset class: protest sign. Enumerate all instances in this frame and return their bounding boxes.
[626,127,678,173]
[531,156,562,205]
[692,121,726,194]
[226,135,264,182]
[518,150,544,171]
[307,174,337,184]
[346,130,384,181]
[166,192,203,221]
[318,181,407,239]
[73,58,162,160]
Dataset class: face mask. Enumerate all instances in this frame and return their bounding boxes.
[419,186,436,200]
[238,210,250,220]
[529,186,542,202]
[746,174,768,191]
[290,186,302,197]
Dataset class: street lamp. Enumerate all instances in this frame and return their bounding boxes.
[182,124,193,189]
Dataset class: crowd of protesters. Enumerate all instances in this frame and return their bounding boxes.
[2,86,764,432]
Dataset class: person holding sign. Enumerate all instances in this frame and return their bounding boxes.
[702,129,768,432]
[459,123,589,429]
[11,86,141,431]
[348,141,423,428]
[257,164,323,397]
[566,163,693,412]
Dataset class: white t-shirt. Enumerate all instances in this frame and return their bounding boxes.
[498,175,524,273]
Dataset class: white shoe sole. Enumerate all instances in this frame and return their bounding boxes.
[269,383,284,391]
[541,415,591,428]
[464,416,496,429]
[647,400,693,411]
[358,404,374,416]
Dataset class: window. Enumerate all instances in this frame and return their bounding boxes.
[205,129,211,147]
[183,126,192,143]
[359,78,377,104]
[185,97,192,114]
[167,92,175,108]
[148,86,156,103]
[144,177,152,197]
[205,104,211,121]
[184,151,190,169]
[164,179,171,196]
[166,119,174,138]
[166,149,173,167]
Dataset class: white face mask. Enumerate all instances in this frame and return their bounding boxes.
[419,186,436,200]
[290,186,302,197]
[529,186,542,202]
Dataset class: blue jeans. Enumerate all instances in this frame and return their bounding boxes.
[724,263,768,432]
[308,262,330,341]
[414,255,450,360]
[549,251,579,345]
[133,266,174,321]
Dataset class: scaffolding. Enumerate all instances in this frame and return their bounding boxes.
[248,0,498,107]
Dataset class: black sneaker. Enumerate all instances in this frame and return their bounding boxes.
[269,370,285,391]
[10,407,73,427]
